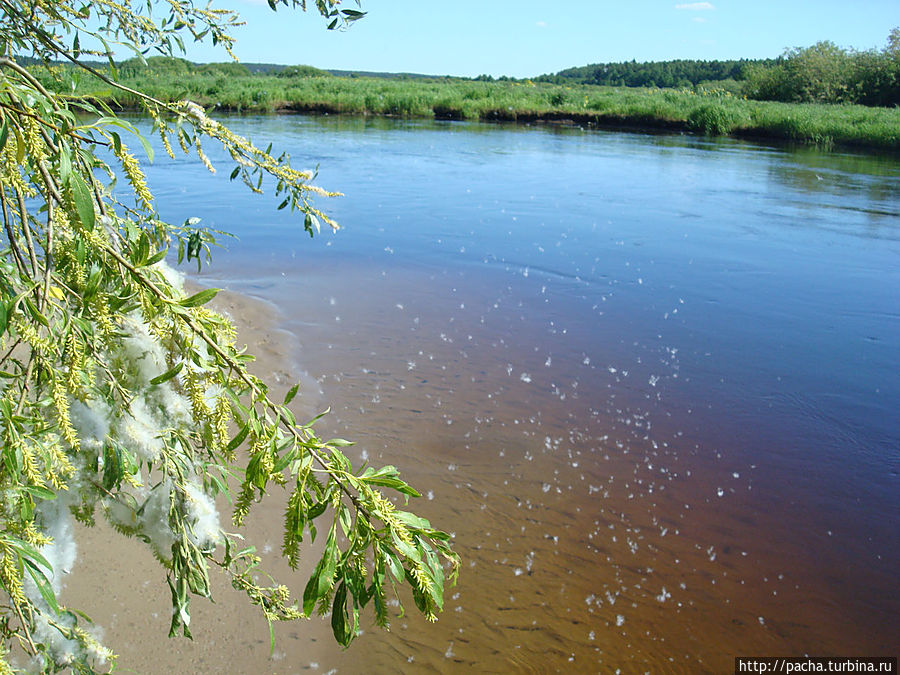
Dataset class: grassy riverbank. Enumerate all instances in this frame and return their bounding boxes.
[39,64,900,150]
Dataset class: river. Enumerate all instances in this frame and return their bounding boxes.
[115,115,900,672]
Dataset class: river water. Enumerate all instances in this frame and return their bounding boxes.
[132,116,898,672]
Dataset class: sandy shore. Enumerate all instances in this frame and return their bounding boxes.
[59,285,344,674]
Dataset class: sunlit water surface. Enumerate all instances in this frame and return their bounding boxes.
[124,116,898,672]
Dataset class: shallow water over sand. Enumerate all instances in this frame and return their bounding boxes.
[85,115,899,672]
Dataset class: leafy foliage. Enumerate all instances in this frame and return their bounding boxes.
[0,0,457,671]
[743,31,900,107]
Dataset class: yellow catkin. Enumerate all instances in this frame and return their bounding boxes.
[0,143,37,199]
[46,436,75,488]
[371,492,414,546]
[22,116,47,163]
[19,437,46,487]
[194,138,215,174]
[214,397,231,458]
[0,549,27,608]
[93,295,115,341]
[0,645,16,675]
[410,562,434,596]
[159,127,175,160]
[10,316,55,354]
[177,128,190,155]
[52,379,80,452]
[20,519,51,548]
[64,332,84,395]
[114,145,153,210]
[183,369,211,422]
[51,203,72,234]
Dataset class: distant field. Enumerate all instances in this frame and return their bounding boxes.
[34,65,900,151]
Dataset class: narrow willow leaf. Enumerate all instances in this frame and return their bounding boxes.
[338,504,352,537]
[96,116,154,162]
[6,539,53,573]
[23,298,49,328]
[179,288,219,308]
[13,125,25,163]
[149,361,183,385]
[283,382,300,405]
[109,130,122,155]
[146,247,168,266]
[58,146,72,185]
[225,423,250,453]
[70,173,95,232]
[24,561,59,614]
[383,547,404,583]
[22,485,57,501]
[331,581,351,646]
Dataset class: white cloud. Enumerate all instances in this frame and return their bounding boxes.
[675,2,715,9]
[692,16,709,23]
[536,20,548,28]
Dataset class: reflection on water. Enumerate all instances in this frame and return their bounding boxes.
[140,116,898,671]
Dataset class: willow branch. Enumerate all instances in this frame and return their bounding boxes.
[97,239,365,511]
[1,193,29,279]
[14,188,38,279]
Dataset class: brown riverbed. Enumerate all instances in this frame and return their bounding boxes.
[58,260,898,674]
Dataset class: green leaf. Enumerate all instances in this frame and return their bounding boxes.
[225,423,250,453]
[70,173,95,232]
[283,383,300,405]
[338,504,352,537]
[146,247,169,266]
[303,530,337,615]
[384,548,404,583]
[7,539,53,573]
[109,130,122,155]
[58,146,72,185]
[22,485,57,502]
[24,560,59,614]
[134,231,150,266]
[0,302,7,338]
[23,297,49,328]
[331,581,351,646]
[0,120,8,152]
[149,361,183,385]
[12,124,24,163]
[179,288,219,308]
[393,510,431,530]
[95,116,154,162]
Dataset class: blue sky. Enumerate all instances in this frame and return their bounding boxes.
[180,1,900,78]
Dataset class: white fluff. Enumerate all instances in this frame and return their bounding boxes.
[183,480,222,549]
[116,395,164,462]
[69,398,111,453]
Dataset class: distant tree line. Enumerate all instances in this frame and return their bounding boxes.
[118,55,252,77]
[537,28,900,107]
[535,58,769,89]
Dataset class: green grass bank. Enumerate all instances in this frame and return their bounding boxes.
[40,65,900,151]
